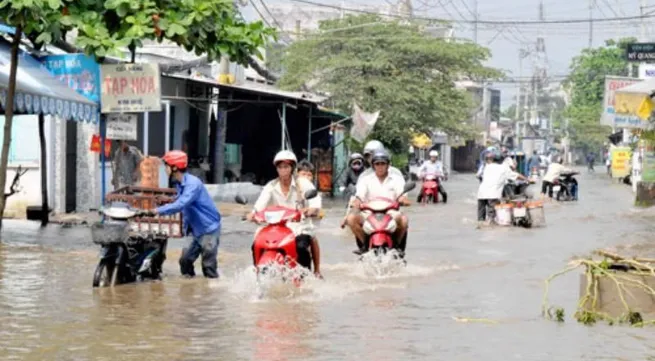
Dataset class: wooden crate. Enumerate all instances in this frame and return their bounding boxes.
[105,186,183,238]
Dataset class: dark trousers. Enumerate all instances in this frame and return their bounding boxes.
[179,230,220,278]
[541,180,553,198]
[477,199,499,221]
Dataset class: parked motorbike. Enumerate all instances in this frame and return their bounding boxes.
[353,182,416,259]
[235,189,319,286]
[91,201,168,287]
[418,174,439,205]
[499,179,535,228]
[553,171,579,201]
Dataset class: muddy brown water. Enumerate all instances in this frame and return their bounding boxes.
[2,169,655,360]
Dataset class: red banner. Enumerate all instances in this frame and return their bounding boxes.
[90,134,111,157]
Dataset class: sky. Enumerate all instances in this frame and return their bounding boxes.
[238,0,648,110]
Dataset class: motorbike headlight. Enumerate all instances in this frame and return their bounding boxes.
[385,218,397,233]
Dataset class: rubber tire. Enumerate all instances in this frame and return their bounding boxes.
[92,260,115,288]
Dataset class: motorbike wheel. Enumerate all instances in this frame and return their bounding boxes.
[371,246,387,258]
[92,260,116,288]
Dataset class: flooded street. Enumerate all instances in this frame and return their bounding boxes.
[3,169,655,360]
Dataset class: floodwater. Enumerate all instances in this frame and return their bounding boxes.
[2,168,655,361]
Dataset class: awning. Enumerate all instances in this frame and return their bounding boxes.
[615,78,655,120]
[0,40,99,123]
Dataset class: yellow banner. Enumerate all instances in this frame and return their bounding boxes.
[611,146,632,178]
[411,133,432,148]
[615,92,654,121]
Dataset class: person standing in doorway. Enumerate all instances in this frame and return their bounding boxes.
[111,140,144,190]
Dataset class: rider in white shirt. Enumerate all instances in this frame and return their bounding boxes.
[346,150,410,255]
[541,157,573,199]
[417,150,448,203]
[247,150,322,277]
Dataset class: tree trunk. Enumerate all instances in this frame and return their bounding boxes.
[38,113,49,226]
[0,26,23,231]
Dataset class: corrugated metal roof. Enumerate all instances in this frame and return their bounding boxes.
[163,73,327,104]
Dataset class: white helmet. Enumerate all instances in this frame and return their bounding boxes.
[363,140,384,156]
[429,150,439,157]
[273,150,297,165]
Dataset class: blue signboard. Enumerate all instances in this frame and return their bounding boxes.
[40,54,101,104]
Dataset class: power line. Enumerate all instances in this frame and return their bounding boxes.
[284,0,655,25]
[599,0,620,17]
[259,0,286,30]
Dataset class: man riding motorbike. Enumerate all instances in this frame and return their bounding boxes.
[246,150,323,278]
[416,150,448,203]
[345,150,410,255]
[541,156,575,200]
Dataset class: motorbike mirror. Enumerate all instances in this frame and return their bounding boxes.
[234,195,248,205]
[403,181,416,194]
[338,186,345,192]
[304,189,318,200]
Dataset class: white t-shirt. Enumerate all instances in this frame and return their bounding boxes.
[419,160,445,177]
[253,177,321,211]
[355,171,406,202]
[542,163,572,183]
[477,163,519,200]
[503,156,516,170]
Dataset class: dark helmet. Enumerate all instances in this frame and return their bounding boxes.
[371,150,391,164]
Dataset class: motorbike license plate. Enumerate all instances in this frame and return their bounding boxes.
[513,207,527,218]
[552,185,561,193]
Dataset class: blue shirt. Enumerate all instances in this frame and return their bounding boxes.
[156,173,221,238]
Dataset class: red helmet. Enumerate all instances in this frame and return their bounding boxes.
[162,150,188,169]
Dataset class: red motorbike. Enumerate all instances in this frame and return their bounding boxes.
[236,189,318,285]
[420,174,439,205]
[356,182,415,258]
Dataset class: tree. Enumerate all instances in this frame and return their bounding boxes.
[278,14,502,154]
[0,0,274,230]
[563,38,635,151]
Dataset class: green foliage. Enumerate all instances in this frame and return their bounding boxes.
[278,14,502,153]
[564,38,636,150]
[0,0,275,62]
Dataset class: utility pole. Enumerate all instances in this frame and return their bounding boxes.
[588,0,594,47]
[472,0,478,43]
[641,0,648,41]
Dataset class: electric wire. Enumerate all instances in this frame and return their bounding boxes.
[283,0,655,25]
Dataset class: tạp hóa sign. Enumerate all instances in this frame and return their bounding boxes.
[101,63,162,113]
[626,43,655,62]
[611,147,632,178]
